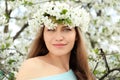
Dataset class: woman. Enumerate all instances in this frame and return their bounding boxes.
[16,1,95,80]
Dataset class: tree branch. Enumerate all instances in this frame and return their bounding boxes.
[4,0,9,33]
[93,62,99,73]
[0,48,23,56]
[4,0,12,33]
[99,68,120,80]
[99,48,120,80]
[13,23,28,41]
[5,0,8,14]
[100,49,110,71]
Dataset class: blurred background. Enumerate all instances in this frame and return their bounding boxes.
[0,0,120,80]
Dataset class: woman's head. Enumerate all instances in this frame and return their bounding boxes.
[28,1,90,57]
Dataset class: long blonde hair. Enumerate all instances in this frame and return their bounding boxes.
[28,27,95,80]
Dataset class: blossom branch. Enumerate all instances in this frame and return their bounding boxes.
[0,48,23,56]
[99,48,120,80]
[4,0,12,33]
[5,0,8,14]
[99,68,120,80]
[13,23,28,41]
[93,62,99,73]
[99,48,110,71]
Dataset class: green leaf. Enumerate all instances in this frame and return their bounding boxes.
[6,43,10,48]
[65,18,72,24]
[93,70,100,75]
[94,48,99,54]
[1,44,5,50]
[27,2,33,6]
[9,0,15,1]
[93,20,97,25]
[102,27,108,33]
[56,19,64,24]
[56,18,72,25]
[0,70,4,79]
[23,1,33,6]
[23,16,27,19]
[60,9,68,15]
[8,59,16,65]
[0,70,4,76]
[8,72,15,80]
[4,13,10,20]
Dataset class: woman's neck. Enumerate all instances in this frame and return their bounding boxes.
[45,53,70,71]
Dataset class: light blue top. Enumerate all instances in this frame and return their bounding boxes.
[32,69,77,80]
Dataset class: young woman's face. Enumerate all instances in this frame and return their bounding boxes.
[44,24,76,56]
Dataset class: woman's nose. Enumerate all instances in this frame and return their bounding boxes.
[55,32,64,41]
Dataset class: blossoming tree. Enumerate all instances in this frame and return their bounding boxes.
[0,0,120,80]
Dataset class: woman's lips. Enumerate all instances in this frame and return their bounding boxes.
[53,44,66,48]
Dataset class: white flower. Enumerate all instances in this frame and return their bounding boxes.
[28,1,90,32]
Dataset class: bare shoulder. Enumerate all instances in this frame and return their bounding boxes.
[16,56,62,80]
[18,57,45,70]
[19,57,45,67]
[16,56,46,80]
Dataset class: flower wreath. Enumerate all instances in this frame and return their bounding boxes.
[28,1,90,32]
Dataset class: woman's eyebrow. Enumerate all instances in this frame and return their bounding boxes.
[62,25,69,28]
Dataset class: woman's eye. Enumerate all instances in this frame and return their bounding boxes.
[47,29,55,31]
[63,28,72,31]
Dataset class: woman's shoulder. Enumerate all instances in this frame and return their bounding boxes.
[16,56,69,80]
[19,56,45,69]
[16,56,47,80]
[22,56,44,64]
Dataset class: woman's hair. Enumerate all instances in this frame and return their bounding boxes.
[28,27,95,80]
